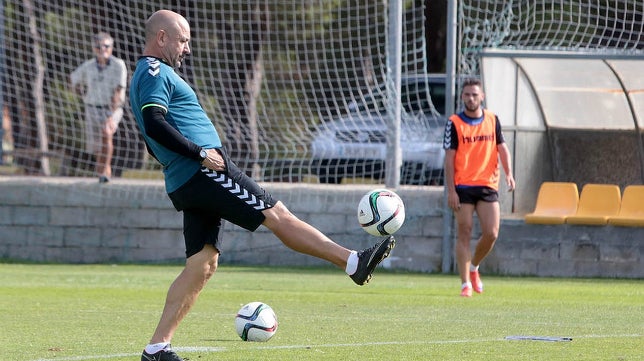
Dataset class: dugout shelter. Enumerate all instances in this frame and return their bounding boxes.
[479,49,644,214]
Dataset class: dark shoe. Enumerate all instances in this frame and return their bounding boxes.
[98,175,110,183]
[141,344,183,361]
[350,236,396,285]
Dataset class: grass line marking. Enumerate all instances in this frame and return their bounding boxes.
[31,334,642,361]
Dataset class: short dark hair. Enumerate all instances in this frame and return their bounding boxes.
[461,77,482,88]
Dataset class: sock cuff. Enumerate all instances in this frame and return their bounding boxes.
[345,251,359,275]
[144,342,169,354]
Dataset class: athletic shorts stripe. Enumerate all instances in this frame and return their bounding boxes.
[200,168,268,211]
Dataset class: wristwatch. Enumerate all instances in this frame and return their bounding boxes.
[199,148,207,162]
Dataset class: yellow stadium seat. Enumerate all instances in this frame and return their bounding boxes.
[608,185,644,227]
[524,182,579,224]
[566,184,621,225]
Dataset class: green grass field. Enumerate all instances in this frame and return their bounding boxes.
[1,263,642,361]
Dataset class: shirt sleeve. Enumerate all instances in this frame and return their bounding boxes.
[443,118,458,150]
[117,59,127,89]
[142,105,202,161]
[495,115,505,144]
[70,62,85,86]
[138,68,171,111]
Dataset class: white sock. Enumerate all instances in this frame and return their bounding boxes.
[144,342,169,354]
[345,251,359,275]
[462,282,472,290]
[469,264,479,272]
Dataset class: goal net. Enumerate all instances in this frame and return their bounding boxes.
[458,1,643,75]
[1,0,436,190]
[1,0,642,195]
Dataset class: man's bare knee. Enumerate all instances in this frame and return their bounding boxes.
[263,201,298,227]
[186,245,219,283]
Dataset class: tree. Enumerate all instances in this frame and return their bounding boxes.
[212,2,269,178]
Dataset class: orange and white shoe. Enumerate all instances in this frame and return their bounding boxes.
[460,284,472,297]
[470,270,483,294]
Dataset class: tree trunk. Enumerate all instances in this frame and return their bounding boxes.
[24,0,50,175]
[216,2,269,179]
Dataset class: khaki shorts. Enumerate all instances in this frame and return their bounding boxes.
[84,105,122,153]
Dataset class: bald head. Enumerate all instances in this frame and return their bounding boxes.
[145,10,188,42]
[142,10,191,68]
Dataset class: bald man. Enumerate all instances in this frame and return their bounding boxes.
[130,10,395,361]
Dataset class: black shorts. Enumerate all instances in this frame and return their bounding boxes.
[168,148,277,258]
[455,186,499,204]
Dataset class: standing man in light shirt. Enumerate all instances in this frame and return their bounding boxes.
[70,32,127,183]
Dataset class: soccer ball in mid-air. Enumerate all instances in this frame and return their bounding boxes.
[357,189,405,236]
[235,302,278,342]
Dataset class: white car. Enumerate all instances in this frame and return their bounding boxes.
[310,74,446,185]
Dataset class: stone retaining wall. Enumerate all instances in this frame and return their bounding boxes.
[0,177,641,278]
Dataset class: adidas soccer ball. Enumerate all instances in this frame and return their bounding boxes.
[357,189,405,236]
[235,302,278,342]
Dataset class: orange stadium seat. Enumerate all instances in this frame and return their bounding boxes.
[524,182,579,224]
[608,185,644,227]
[566,184,621,226]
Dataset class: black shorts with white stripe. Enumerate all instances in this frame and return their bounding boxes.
[168,148,277,257]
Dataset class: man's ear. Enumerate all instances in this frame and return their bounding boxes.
[156,30,166,46]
